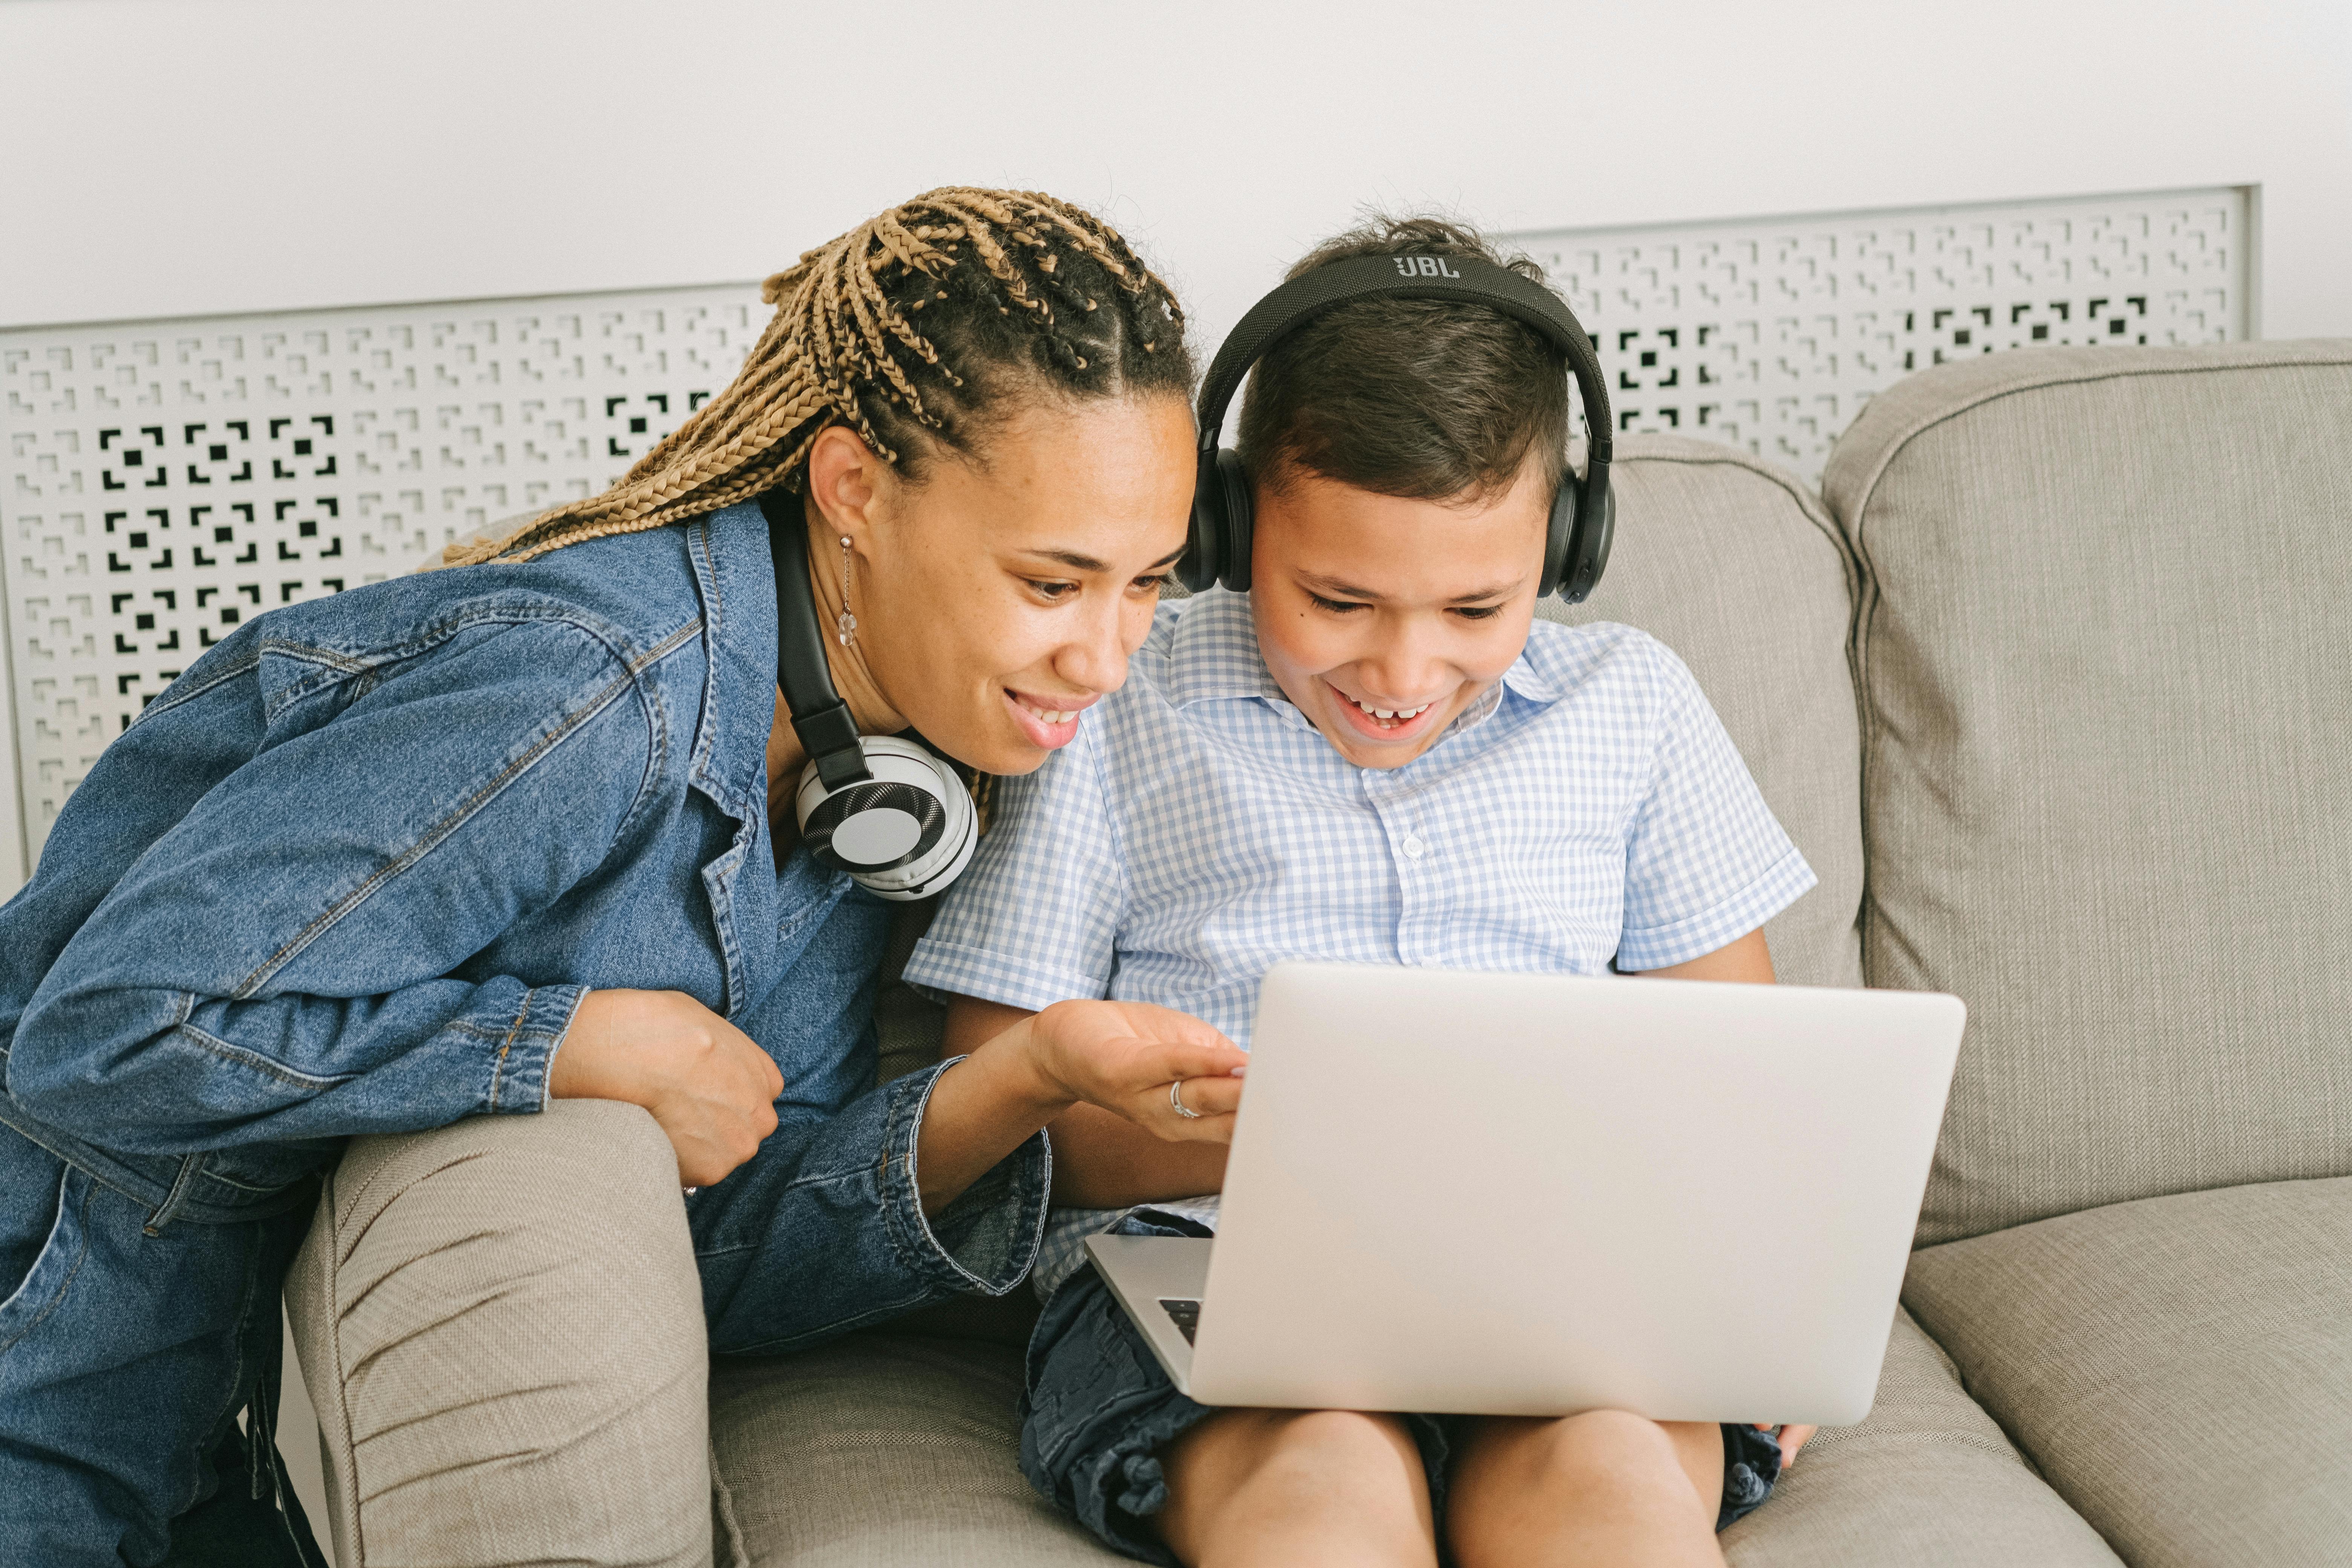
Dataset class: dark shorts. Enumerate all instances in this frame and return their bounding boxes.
[1018,1216,1781,1565]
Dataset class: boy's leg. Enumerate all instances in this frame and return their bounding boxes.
[1155,1408,1438,1568]
[1021,1233,1438,1568]
[1443,1412,1727,1568]
[0,1122,321,1568]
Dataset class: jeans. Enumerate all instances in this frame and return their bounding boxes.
[0,1121,325,1567]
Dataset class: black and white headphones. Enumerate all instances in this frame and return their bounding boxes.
[758,488,978,901]
[1175,251,1617,603]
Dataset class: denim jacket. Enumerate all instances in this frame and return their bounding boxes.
[0,501,1048,1351]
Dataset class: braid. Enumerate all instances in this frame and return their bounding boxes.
[447,187,1191,567]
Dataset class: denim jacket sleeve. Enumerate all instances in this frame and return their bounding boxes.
[7,611,666,1152]
[691,1055,1052,1355]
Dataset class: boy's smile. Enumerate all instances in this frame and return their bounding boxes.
[1325,679,1444,741]
[1248,458,1553,770]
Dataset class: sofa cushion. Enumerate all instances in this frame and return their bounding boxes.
[708,1335,1115,1567]
[707,1314,2112,1566]
[1545,434,1863,988]
[1820,341,2352,1243]
[1725,1309,2118,1566]
[1903,1176,2352,1567]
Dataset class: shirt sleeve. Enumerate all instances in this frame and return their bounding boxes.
[7,616,656,1150]
[1614,637,1817,972]
[901,718,1127,1011]
[691,1055,1051,1355]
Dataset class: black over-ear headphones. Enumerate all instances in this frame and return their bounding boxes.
[758,488,978,901]
[1177,252,1616,603]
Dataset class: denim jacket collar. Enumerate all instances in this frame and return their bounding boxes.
[684,501,782,825]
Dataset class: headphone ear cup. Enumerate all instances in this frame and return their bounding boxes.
[795,737,978,902]
[1176,449,1225,593]
[1555,483,1616,605]
[1215,449,1254,593]
[1539,475,1581,599]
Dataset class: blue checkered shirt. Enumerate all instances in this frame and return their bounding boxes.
[902,589,1816,1295]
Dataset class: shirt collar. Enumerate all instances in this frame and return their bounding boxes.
[684,499,782,823]
[1165,587,1566,726]
[1165,588,1292,709]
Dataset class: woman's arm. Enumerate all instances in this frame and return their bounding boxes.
[690,992,1245,1354]
[7,617,765,1181]
[941,995,1232,1210]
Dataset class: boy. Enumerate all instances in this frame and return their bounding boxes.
[903,217,1816,1567]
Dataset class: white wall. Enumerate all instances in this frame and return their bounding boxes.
[2,0,2348,900]
[2,0,2347,346]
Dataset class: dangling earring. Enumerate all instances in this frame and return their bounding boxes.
[836,535,858,648]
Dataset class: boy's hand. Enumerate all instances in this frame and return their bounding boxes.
[1764,1424,1817,1467]
[1023,999,1247,1143]
[551,988,784,1186]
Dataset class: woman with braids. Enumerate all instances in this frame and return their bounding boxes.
[0,188,1242,1568]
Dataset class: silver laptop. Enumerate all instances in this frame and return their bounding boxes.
[1087,962,1964,1426]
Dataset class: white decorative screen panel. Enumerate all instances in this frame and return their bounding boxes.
[2,284,763,877]
[1508,185,2251,479]
[0,187,2259,887]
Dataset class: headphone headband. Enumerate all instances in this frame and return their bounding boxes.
[755,487,980,900]
[1193,252,1613,465]
[759,488,872,792]
[1181,251,1617,603]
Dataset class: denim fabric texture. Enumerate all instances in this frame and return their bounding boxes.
[0,1122,325,1567]
[1021,1219,1779,1565]
[0,501,1047,1561]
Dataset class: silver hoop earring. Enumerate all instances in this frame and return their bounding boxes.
[836,535,857,647]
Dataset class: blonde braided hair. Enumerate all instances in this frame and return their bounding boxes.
[447,188,1190,567]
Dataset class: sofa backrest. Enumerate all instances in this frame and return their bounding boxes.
[1822,340,2352,1246]
[1544,434,1865,990]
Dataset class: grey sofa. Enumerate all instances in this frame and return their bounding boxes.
[297,340,2352,1566]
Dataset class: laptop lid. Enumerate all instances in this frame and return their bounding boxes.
[1185,963,1963,1424]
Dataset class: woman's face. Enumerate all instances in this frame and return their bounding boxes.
[808,395,1197,775]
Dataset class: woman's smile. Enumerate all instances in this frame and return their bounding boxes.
[1004,688,1099,749]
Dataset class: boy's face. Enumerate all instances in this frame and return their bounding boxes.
[1248,457,1550,770]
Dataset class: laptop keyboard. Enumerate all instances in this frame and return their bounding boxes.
[1158,1298,1202,1344]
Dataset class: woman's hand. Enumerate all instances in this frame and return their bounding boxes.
[913,998,1246,1216]
[1019,999,1248,1143]
[551,989,784,1186]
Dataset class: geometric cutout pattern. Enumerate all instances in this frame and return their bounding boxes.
[0,188,2257,882]
[1,284,760,871]
[1509,185,2251,478]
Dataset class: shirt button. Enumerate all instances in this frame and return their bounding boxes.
[1402,834,1426,859]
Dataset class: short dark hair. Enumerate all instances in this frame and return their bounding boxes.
[1235,214,1570,503]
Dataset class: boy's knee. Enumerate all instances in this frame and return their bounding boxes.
[288,1099,708,1566]
[1234,1408,1425,1497]
[1517,1409,1695,1496]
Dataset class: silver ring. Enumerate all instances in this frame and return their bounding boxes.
[1169,1079,1202,1119]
